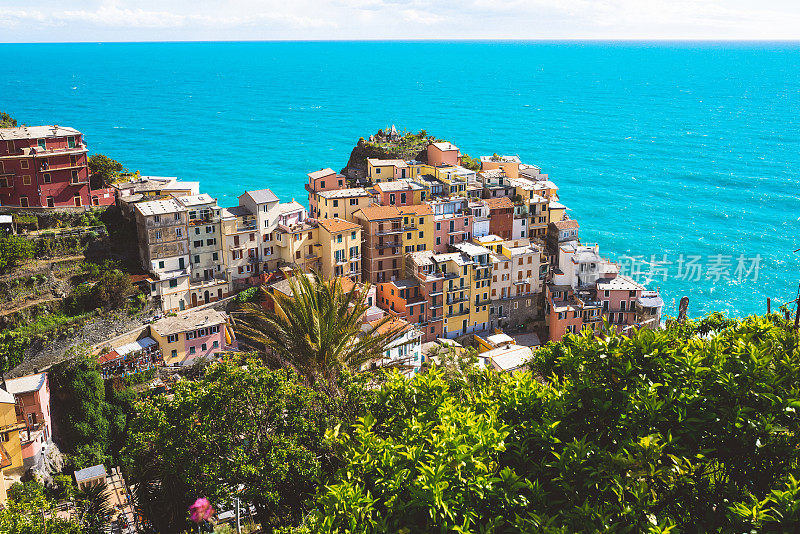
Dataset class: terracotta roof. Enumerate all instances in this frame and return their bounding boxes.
[397,204,432,216]
[485,197,514,209]
[365,316,412,338]
[98,350,120,365]
[307,168,337,180]
[318,217,361,234]
[553,219,579,229]
[355,205,402,221]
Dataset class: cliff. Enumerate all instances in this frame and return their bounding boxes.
[340,128,431,181]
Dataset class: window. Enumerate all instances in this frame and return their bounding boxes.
[212,252,219,261]
[167,334,178,343]
[604,290,610,298]
[158,260,165,269]
[351,231,356,239]
[349,198,358,206]
[375,168,381,174]
[169,279,178,288]
[153,215,161,223]
[320,181,325,188]
[212,340,219,348]
[389,194,395,204]
[155,230,162,239]
[337,235,343,243]
[189,346,196,355]
[174,213,181,221]
[68,136,76,148]
[206,238,216,246]
[201,343,207,351]
[20,160,29,169]
[195,227,201,235]
[46,196,54,208]
[38,139,46,150]
[194,255,200,263]
[71,170,79,183]
[194,240,202,248]
[22,174,31,185]
[333,199,339,207]
[206,226,214,233]
[175,228,182,238]
[42,173,51,183]
[171,349,177,359]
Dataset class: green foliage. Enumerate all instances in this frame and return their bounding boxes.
[233,272,397,387]
[65,263,136,315]
[124,357,372,533]
[302,314,800,532]
[0,235,34,272]
[460,152,481,171]
[49,346,134,469]
[0,111,16,128]
[235,286,258,302]
[88,153,125,189]
[0,480,82,533]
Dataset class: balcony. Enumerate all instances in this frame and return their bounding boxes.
[376,225,403,236]
[189,215,220,226]
[376,240,401,249]
[446,296,468,305]
[236,221,257,232]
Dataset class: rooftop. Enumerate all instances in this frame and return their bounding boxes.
[486,344,532,371]
[317,187,370,199]
[240,189,279,205]
[3,373,46,395]
[367,158,408,168]
[151,309,227,336]
[363,316,413,339]
[175,194,217,208]
[134,198,186,217]
[596,274,645,292]
[307,168,337,180]
[553,219,579,230]
[454,241,492,257]
[429,141,459,152]
[355,205,402,221]
[374,180,424,192]
[318,217,361,234]
[221,205,253,219]
[0,125,81,141]
[274,200,306,215]
[74,464,107,483]
[480,155,521,163]
[485,197,514,209]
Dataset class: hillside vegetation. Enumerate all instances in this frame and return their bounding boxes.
[124,311,800,533]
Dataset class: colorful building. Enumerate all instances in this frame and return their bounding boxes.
[427,142,460,167]
[4,373,52,471]
[354,205,404,283]
[485,197,514,239]
[150,309,231,366]
[313,187,372,221]
[366,159,409,183]
[360,317,423,377]
[0,125,114,208]
[317,218,362,280]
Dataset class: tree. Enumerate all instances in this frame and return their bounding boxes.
[49,346,133,469]
[460,152,481,172]
[0,235,34,272]
[302,314,800,532]
[0,480,82,533]
[88,154,124,189]
[124,357,366,533]
[75,482,112,534]
[0,111,17,128]
[232,273,397,387]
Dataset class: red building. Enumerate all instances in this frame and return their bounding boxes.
[0,125,114,208]
[485,197,514,239]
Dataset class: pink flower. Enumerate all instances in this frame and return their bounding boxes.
[189,497,214,523]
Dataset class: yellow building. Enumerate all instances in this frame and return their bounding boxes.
[0,389,24,504]
[398,204,434,265]
[314,188,372,222]
[548,201,567,225]
[318,218,362,280]
[434,241,492,338]
[274,220,321,272]
[366,158,408,183]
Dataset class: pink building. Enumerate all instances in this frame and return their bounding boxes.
[427,142,461,167]
[434,214,473,252]
[4,373,52,470]
[306,168,346,216]
[597,274,644,329]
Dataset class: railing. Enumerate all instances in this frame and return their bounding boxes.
[236,222,257,232]
[376,240,401,249]
[376,225,403,235]
[188,216,220,226]
[447,296,468,305]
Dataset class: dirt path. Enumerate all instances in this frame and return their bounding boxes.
[0,295,60,317]
[0,254,84,282]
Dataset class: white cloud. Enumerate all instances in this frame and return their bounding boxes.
[0,0,798,41]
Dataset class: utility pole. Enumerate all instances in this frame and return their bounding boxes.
[235,497,241,534]
[677,296,689,324]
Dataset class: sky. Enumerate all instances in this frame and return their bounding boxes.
[1,0,800,42]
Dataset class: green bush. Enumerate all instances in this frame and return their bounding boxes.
[235,286,258,302]
[0,235,34,272]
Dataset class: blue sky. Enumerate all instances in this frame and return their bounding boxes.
[1,0,799,42]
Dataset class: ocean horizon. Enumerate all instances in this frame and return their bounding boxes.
[2,40,798,318]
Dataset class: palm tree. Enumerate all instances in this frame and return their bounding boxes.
[233,272,400,386]
[75,481,111,534]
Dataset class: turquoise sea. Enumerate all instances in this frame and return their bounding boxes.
[1,41,799,318]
